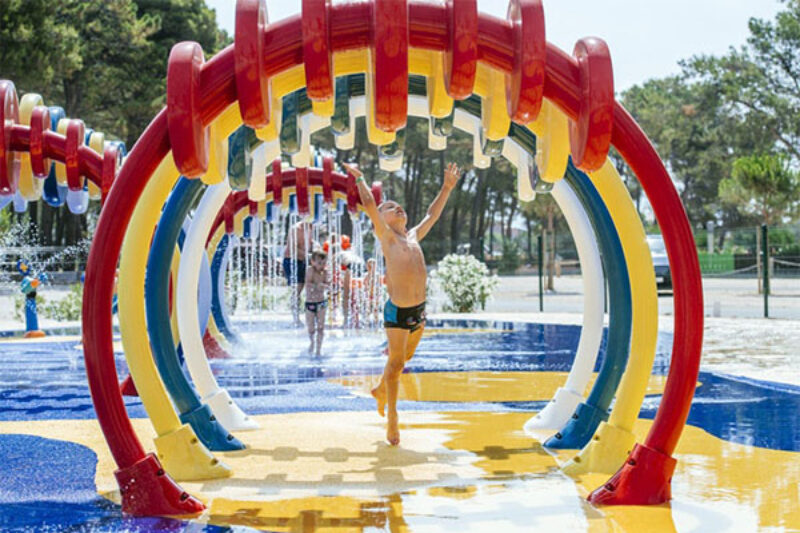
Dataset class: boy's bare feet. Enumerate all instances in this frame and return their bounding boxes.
[371,382,387,417]
[386,411,400,446]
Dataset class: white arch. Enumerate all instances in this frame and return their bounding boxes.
[174,94,604,430]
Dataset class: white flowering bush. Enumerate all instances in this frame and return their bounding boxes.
[432,254,498,313]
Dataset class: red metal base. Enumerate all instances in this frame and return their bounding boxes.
[119,375,138,397]
[114,453,204,516]
[588,443,676,505]
[203,330,231,359]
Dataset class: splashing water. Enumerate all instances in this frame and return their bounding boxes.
[0,221,91,290]
[213,199,386,355]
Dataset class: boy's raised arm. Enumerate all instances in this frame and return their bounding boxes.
[342,163,392,242]
[412,162,462,241]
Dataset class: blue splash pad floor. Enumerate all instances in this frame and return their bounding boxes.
[0,319,798,532]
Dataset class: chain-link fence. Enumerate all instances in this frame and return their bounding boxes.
[693,223,800,319]
[696,224,800,278]
[481,222,800,319]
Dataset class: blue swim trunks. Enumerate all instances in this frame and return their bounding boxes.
[283,258,306,284]
[383,300,426,332]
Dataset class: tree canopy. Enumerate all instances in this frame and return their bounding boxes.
[721,153,800,225]
[0,0,228,247]
[2,0,799,259]
[621,0,800,231]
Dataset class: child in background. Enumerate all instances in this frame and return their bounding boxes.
[324,233,354,326]
[304,250,329,356]
[349,258,384,328]
[284,220,310,327]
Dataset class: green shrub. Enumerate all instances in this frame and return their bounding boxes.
[40,284,83,321]
[432,254,498,313]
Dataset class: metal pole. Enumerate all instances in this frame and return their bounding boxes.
[762,224,769,318]
[537,233,544,312]
[756,226,762,294]
[706,220,714,255]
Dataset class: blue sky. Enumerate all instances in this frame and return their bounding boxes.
[207,0,782,90]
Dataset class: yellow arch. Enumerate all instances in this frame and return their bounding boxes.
[563,160,659,475]
[118,156,231,481]
[117,45,654,479]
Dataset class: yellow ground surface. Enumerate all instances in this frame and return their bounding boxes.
[2,409,797,532]
[330,371,684,403]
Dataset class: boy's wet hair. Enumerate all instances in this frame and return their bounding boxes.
[311,250,327,261]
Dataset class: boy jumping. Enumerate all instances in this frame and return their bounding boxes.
[344,161,462,445]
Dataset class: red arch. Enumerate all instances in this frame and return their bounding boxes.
[6,99,123,206]
[206,167,354,244]
[80,1,702,514]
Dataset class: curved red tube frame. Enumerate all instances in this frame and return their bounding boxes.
[167,42,208,178]
[236,0,271,127]
[101,145,121,205]
[8,116,120,206]
[9,125,103,188]
[271,158,283,206]
[1,75,205,515]
[0,80,20,195]
[505,0,545,124]
[65,120,86,191]
[79,0,702,513]
[206,168,354,245]
[223,196,235,234]
[442,0,477,100]
[29,106,51,177]
[568,37,614,172]
[302,0,334,101]
[371,0,409,132]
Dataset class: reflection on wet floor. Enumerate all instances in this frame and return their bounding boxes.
[5,410,797,532]
[332,371,677,403]
[0,319,798,531]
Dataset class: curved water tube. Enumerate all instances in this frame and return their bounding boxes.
[155,84,628,460]
[0,87,125,213]
[156,75,656,493]
[2,0,702,517]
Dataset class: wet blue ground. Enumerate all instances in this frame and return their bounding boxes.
[0,319,798,531]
